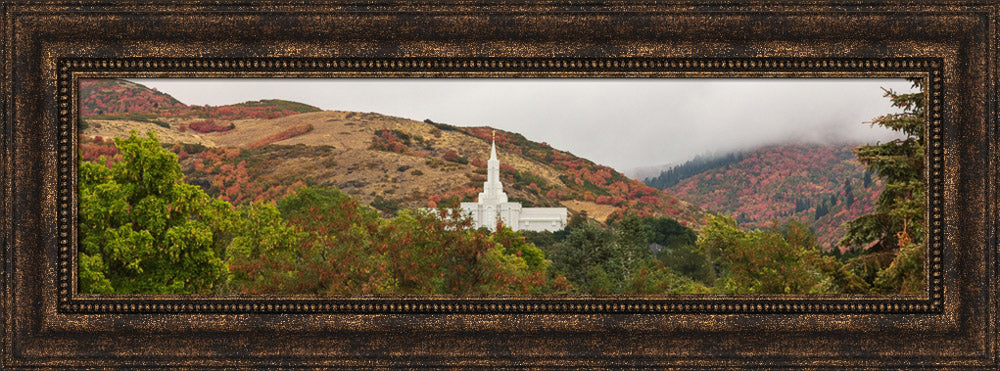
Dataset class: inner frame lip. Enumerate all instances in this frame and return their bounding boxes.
[57,57,943,314]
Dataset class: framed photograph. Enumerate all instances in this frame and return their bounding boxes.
[2,1,997,368]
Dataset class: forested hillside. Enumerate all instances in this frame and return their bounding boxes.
[644,144,882,250]
[643,152,745,190]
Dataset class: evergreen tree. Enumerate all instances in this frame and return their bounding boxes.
[839,78,925,293]
[547,220,615,293]
[643,152,744,189]
[642,216,697,251]
[656,242,716,286]
[546,214,706,294]
[605,214,655,288]
[815,202,828,219]
[845,180,855,206]
[567,210,589,230]
[840,79,925,252]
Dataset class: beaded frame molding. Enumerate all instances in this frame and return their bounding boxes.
[3,1,998,368]
[56,57,944,315]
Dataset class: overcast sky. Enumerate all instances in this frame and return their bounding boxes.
[129,78,916,175]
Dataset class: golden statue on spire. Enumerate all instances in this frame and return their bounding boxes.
[491,129,495,142]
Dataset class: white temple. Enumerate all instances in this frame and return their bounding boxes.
[459,134,567,232]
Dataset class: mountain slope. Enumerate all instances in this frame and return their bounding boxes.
[80,79,321,121]
[79,79,186,116]
[655,144,882,250]
[79,79,709,228]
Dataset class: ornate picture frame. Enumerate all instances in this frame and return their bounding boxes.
[2,1,997,368]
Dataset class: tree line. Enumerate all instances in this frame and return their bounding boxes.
[77,132,845,295]
[643,152,745,190]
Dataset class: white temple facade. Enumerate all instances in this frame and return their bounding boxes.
[459,137,567,232]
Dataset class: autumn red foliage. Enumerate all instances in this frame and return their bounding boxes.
[79,79,320,120]
[442,149,462,163]
[79,136,121,164]
[182,144,313,205]
[187,119,235,133]
[78,80,185,116]
[369,129,410,154]
[666,144,883,249]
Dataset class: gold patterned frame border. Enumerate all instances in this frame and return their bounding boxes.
[56,57,944,315]
[3,2,996,368]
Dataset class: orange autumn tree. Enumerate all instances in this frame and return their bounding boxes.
[226,187,570,295]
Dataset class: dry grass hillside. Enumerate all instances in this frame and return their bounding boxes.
[81,96,708,227]
[82,119,218,147]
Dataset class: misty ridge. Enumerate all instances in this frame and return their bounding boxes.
[627,129,903,183]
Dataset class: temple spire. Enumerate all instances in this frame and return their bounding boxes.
[457,127,566,232]
[479,129,507,204]
[490,130,497,160]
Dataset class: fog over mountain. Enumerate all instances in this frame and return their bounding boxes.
[129,78,916,175]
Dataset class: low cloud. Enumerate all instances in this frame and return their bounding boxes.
[129,78,917,172]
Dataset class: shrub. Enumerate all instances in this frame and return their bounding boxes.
[371,195,401,215]
[443,149,469,164]
[369,129,411,153]
[188,119,235,133]
[425,158,444,169]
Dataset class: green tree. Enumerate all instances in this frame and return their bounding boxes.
[643,216,697,251]
[78,132,231,294]
[840,79,926,293]
[603,214,655,291]
[379,208,566,295]
[698,215,838,294]
[567,210,589,229]
[780,220,869,294]
[547,214,712,294]
[478,225,569,295]
[844,179,855,206]
[489,225,549,271]
[656,243,716,286]
[638,216,714,285]
[272,186,392,295]
[872,242,925,294]
[626,259,710,294]
[696,214,744,278]
[546,220,615,293]
[220,201,305,294]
